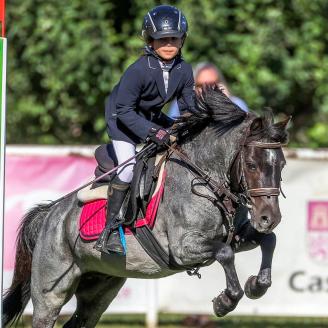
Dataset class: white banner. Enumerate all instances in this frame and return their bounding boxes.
[159,156,328,316]
[3,147,328,317]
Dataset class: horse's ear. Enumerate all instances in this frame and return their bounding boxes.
[249,117,263,132]
[274,115,292,131]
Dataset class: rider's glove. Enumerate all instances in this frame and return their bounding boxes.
[148,127,171,146]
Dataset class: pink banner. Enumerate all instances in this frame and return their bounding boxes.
[307,200,328,263]
[4,154,96,270]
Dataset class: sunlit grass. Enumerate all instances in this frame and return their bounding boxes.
[16,314,328,328]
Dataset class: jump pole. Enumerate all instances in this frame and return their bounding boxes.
[0,0,7,325]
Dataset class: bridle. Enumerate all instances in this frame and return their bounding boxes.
[234,141,286,204]
[166,139,286,245]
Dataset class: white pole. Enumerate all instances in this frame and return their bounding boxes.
[146,279,158,328]
[0,36,7,327]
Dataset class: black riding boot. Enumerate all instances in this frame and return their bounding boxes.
[94,177,130,255]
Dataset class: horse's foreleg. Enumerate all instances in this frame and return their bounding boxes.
[233,220,276,299]
[212,242,244,317]
[244,231,276,299]
[63,274,126,328]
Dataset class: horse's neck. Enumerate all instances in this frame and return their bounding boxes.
[181,121,249,179]
[152,121,250,266]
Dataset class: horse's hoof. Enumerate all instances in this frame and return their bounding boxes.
[244,275,270,299]
[212,293,231,317]
[212,289,243,317]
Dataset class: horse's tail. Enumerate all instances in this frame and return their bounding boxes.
[2,203,52,326]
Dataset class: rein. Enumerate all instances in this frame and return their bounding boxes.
[166,138,286,245]
[166,143,238,244]
[44,143,156,207]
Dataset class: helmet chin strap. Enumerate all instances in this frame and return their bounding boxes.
[144,45,164,61]
[181,35,186,47]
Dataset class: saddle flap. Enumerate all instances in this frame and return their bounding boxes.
[79,168,167,240]
[124,152,166,225]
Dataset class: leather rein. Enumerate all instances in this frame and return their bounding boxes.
[166,140,286,245]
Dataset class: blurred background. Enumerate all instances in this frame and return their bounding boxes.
[6,0,328,147]
[3,0,328,327]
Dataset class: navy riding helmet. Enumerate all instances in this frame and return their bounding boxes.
[142,5,188,42]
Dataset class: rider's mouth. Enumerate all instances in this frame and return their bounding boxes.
[163,50,174,56]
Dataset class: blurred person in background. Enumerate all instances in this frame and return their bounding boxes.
[168,62,248,117]
[93,5,195,255]
[194,62,248,111]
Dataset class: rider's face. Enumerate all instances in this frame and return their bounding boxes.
[151,37,182,62]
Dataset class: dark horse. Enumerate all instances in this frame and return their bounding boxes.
[3,88,289,327]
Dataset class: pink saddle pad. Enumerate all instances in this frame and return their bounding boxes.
[79,170,166,241]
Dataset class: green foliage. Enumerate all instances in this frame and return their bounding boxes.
[7,0,328,146]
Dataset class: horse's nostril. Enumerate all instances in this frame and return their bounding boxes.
[261,216,270,226]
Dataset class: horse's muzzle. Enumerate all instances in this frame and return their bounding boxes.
[250,197,282,234]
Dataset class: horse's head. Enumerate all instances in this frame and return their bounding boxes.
[231,112,290,234]
[175,87,290,234]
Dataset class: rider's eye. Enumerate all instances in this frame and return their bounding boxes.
[246,163,257,171]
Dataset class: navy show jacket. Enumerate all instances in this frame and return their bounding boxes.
[105,53,195,144]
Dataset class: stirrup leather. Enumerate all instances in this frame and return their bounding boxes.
[94,225,111,252]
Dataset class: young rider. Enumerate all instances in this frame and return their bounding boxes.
[95,5,195,255]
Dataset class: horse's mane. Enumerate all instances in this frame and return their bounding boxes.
[173,87,289,144]
[173,87,247,140]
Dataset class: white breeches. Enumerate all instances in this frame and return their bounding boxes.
[112,140,136,183]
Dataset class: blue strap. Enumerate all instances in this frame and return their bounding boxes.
[118,225,127,255]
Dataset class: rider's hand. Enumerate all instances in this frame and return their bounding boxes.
[169,135,177,144]
[148,127,171,146]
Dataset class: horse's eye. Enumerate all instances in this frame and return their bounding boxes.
[246,162,257,171]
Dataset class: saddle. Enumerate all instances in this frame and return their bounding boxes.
[78,144,208,274]
[78,144,168,240]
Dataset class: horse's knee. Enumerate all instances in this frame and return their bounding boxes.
[215,244,234,265]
